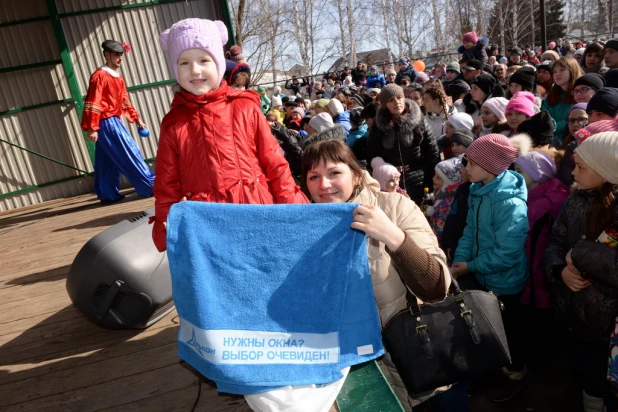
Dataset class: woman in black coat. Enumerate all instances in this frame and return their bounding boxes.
[367,84,440,205]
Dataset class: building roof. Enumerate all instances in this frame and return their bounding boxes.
[327,48,398,73]
[287,64,307,77]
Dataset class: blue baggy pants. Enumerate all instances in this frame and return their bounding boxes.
[94,116,154,201]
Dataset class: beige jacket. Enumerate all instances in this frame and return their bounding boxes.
[353,172,450,326]
[353,172,452,409]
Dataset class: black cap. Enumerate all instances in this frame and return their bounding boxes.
[471,73,497,95]
[604,38,618,51]
[511,47,522,55]
[574,73,606,91]
[294,97,305,104]
[284,101,298,107]
[351,93,374,108]
[509,67,536,90]
[537,62,553,74]
[101,40,124,54]
[517,111,555,147]
[399,75,412,83]
[450,128,474,147]
[446,79,471,97]
[587,87,618,117]
[462,60,483,70]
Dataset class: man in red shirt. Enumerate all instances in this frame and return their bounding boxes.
[81,40,155,203]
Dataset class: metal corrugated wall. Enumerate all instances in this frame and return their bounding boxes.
[0,0,226,212]
[60,0,220,161]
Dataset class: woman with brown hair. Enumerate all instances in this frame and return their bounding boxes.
[541,57,583,147]
[301,138,470,411]
[579,42,608,74]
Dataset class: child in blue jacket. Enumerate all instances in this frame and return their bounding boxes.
[365,65,386,89]
[450,133,529,402]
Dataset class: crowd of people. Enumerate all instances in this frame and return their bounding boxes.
[129,16,618,412]
[250,31,618,411]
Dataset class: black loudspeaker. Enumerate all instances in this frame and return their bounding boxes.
[66,207,174,329]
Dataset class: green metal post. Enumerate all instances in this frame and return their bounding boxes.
[220,0,236,46]
[45,0,96,165]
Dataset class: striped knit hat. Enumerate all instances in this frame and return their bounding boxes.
[465,133,518,175]
[584,119,618,135]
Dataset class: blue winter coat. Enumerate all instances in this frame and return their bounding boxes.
[395,65,418,84]
[346,124,368,147]
[453,170,529,295]
[366,73,386,89]
[334,111,352,135]
[457,42,488,65]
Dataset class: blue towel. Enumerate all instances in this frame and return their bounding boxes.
[166,202,384,395]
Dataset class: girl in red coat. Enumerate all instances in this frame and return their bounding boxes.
[153,19,307,251]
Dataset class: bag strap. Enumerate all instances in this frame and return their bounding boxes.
[405,277,480,360]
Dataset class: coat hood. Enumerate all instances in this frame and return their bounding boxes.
[528,177,569,203]
[170,81,260,110]
[470,170,528,203]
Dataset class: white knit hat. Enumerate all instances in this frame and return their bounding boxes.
[328,98,345,116]
[271,95,282,107]
[575,132,618,184]
[308,112,334,134]
[370,157,400,191]
[482,97,509,123]
[447,112,474,131]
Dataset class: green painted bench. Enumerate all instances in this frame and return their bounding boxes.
[336,361,405,411]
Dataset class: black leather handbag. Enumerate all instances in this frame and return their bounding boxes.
[382,278,511,394]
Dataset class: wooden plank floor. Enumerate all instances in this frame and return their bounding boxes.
[0,191,253,412]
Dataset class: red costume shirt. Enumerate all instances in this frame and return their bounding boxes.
[81,66,140,131]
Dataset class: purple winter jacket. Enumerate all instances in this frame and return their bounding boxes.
[521,178,570,308]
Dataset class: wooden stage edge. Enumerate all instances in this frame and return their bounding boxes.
[0,190,257,412]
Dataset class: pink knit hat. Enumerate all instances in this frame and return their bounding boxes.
[371,157,401,191]
[505,92,536,118]
[463,32,478,44]
[465,134,518,175]
[159,18,229,85]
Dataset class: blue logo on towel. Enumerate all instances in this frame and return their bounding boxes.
[185,328,215,358]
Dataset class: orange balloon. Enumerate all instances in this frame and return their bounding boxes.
[413,60,425,72]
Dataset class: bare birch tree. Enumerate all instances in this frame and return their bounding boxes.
[380,0,393,56]
[334,0,348,65]
[432,0,443,51]
[346,0,357,66]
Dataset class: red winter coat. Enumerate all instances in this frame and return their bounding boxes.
[152,82,308,251]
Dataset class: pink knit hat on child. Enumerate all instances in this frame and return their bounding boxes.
[505,92,536,118]
[465,134,518,175]
[159,18,229,85]
[371,157,401,191]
